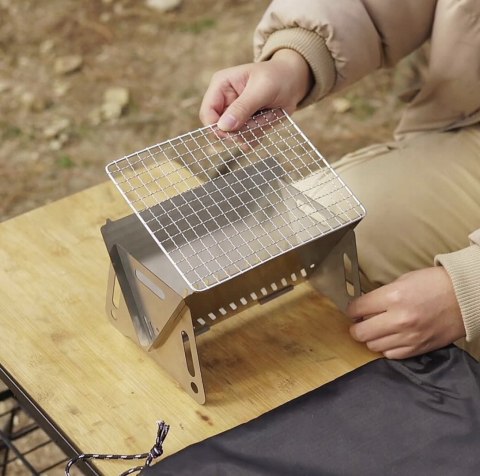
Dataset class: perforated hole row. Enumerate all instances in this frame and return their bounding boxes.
[194,264,316,328]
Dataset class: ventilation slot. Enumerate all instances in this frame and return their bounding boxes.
[182,331,195,377]
[135,269,165,300]
[343,253,355,297]
[112,276,120,309]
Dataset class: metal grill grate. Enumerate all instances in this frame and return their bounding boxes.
[106,109,364,291]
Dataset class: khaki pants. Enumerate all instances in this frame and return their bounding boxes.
[332,125,480,356]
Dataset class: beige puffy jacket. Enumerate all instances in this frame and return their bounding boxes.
[254,0,480,341]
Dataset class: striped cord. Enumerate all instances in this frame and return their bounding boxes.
[65,420,170,476]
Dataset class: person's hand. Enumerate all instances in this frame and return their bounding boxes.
[347,267,465,359]
[199,49,313,131]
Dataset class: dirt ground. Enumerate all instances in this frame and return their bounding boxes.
[1,0,416,474]
[0,0,414,223]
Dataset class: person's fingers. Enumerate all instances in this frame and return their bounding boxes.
[199,83,228,126]
[360,333,405,354]
[199,101,222,126]
[217,76,274,131]
[200,68,243,126]
[346,284,396,320]
[383,346,418,360]
[351,321,422,359]
[349,311,396,343]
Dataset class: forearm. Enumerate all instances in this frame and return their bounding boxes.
[435,231,480,342]
[269,49,314,107]
[254,0,436,105]
[256,29,334,107]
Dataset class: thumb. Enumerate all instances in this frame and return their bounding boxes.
[217,101,257,132]
[217,82,268,131]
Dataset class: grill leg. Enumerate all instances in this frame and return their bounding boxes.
[310,229,361,311]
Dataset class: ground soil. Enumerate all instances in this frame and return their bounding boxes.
[0,1,414,474]
[0,0,412,223]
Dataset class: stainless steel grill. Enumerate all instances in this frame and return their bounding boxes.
[102,109,365,403]
[106,109,364,291]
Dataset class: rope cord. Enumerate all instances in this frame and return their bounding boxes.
[65,420,169,476]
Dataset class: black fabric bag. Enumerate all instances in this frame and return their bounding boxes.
[142,345,480,475]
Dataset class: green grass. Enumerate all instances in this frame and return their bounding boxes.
[56,154,75,169]
[347,94,377,120]
[1,122,22,140]
[180,17,216,34]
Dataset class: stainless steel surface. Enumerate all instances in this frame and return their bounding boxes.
[102,109,365,403]
[106,109,365,292]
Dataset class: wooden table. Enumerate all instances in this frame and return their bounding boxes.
[0,181,377,474]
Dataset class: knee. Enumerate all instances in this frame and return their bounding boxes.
[335,146,432,286]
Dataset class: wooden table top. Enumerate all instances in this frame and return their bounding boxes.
[0,180,377,474]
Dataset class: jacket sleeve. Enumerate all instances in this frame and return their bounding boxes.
[254,0,436,106]
[435,229,480,342]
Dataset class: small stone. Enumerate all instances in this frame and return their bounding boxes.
[43,117,71,139]
[99,12,112,22]
[101,86,130,120]
[18,56,30,67]
[331,97,352,114]
[49,133,69,151]
[0,81,12,93]
[54,55,83,75]
[113,3,124,14]
[40,39,55,55]
[58,133,69,145]
[101,101,124,120]
[146,0,182,12]
[53,81,70,97]
[49,139,63,151]
[20,91,34,107]
[30,96,51,113]
[88,107,102,126]
[27,151,41,162]
[19,90,51,112]
[103,86,129,106]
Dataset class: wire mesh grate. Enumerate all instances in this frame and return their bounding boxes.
[106,109,365,291]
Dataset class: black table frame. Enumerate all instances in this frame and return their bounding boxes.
[0,364,100,476]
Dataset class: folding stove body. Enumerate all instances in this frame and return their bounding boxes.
[101,109,365,403]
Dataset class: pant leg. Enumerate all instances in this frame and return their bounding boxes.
[333,125,480,358]
[332,124,480,289]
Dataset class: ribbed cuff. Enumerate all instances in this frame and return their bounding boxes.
[470,229,480,245]
[254,27,336,107]
[435,245,480,342]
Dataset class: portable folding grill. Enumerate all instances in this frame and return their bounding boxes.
[101,109,365,403]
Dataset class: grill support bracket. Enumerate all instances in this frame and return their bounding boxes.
[102,218,360,404]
